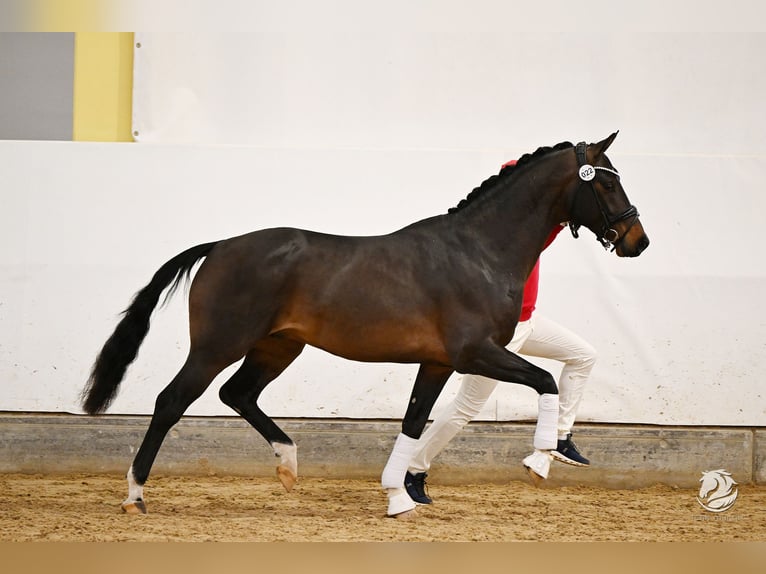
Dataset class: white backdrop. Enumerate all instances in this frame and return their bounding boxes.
[2,19,765,426]
[132,29,765,157]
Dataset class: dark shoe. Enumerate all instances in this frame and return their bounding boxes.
[551,433,590,467]
[404,471,432,504]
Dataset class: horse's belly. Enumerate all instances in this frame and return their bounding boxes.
[278,317,449,365]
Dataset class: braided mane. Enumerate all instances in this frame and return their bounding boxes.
[448,141,574,214]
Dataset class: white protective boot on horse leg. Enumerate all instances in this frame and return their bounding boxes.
[386,488,419,520]
[523,393,559,486]
[381,433,419,518]
[272,442,298,492]
[121,466,148,514]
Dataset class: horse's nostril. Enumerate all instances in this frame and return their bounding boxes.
[639,236,650,252]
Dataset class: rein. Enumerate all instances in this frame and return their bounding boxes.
[569,141,640,251]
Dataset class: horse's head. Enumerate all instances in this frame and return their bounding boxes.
[567,132,650,258]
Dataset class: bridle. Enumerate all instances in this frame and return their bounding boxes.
[569,141,640,251]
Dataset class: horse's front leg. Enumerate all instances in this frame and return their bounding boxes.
[382,364,453,518]
[453,342,560,485]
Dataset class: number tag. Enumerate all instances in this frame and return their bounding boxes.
[579,165,596,181]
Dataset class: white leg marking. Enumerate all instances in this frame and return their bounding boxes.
[121,465,148,514]
[272,442,298,491]
[126,465,144,502]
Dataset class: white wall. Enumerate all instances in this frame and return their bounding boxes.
[2,19,765,426]
[132,29,765,157]
[1,141,764,425]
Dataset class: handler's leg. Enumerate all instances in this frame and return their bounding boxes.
[408,374,498,476]
[520,314,596,466]
[409,321,533,477]
[403,374,498,503]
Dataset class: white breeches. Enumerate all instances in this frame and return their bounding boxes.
[409,313,596,474]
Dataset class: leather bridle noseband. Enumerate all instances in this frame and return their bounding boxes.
[569,141,640,251]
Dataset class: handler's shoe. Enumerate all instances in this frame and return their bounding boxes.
[551,434,590,467]
[404,471,432,504]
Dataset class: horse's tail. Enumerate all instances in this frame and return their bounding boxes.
[81,241,219,415]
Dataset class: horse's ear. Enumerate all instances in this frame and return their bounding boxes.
[591,131,619,158]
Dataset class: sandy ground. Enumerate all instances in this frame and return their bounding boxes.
[0,473,763,542]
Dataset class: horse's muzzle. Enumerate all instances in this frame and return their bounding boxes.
[617,232,650,258]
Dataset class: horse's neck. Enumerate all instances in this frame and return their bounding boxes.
[459,170,570,268]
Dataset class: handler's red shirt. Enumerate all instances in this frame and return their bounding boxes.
[520,226,562,321]
[502,159,563,321]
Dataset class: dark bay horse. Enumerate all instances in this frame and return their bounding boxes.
[81,133,649,516]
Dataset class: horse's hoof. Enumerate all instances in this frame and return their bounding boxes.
[277,465,297,492]
[524,465,545,488]
[522,449,551,488]
[393,508,418,520]
[121,500,147,514]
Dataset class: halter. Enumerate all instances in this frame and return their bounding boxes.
[569,141,640,251]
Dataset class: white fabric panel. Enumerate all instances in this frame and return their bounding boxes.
[117,1,764,35]
[3,20,766,425]
[132,30,766,157]
[1,141,764,426]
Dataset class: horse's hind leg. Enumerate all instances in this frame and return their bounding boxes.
[122,352,226,514]
[218,338,305,492]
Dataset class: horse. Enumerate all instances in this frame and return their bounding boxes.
[81,132,649,517]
